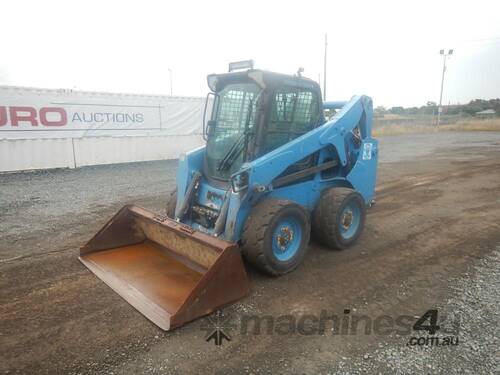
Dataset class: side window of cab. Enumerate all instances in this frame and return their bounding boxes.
[262,86,320,154]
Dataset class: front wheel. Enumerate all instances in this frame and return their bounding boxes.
[241,199,311,276]
[312,187,366,249]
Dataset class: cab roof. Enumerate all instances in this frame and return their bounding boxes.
[207,69,320,93]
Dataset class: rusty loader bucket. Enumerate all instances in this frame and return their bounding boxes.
[79,205,250,330]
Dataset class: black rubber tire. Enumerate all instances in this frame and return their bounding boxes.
[312,187,366,249]
[166,189,177,218]
[241,199,311,276]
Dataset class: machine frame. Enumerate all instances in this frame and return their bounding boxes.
[174,69,378,243]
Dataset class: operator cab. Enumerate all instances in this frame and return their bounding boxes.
[203,67,324,184]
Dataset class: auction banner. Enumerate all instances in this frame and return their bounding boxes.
[0,86,205,139]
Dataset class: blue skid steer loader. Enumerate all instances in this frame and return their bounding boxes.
[80,63,378,331]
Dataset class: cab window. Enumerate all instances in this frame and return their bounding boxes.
[262,86,320,154]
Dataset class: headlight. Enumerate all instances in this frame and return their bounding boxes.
[231,171,249,193]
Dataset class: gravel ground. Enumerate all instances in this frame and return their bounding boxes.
[2,132,499,262]
[326,243,500,375]
[0,160,177,261]
[1,132,500,374]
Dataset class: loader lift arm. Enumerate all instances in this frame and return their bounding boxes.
[224,95,378,241]
[247,95,374,188]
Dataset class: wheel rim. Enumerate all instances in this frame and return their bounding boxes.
[339,199,361,240]
[272,217,302,261]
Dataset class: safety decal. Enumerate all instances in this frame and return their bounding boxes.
[362,142,373,160]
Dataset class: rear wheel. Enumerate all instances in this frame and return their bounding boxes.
[166,189,177,218]
[241,199,310,276]
[312,187,366,249]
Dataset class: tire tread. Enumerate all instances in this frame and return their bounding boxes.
[242,199,309,276]
[312,187,365,249]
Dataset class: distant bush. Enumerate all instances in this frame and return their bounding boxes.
[382,99,499,117]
